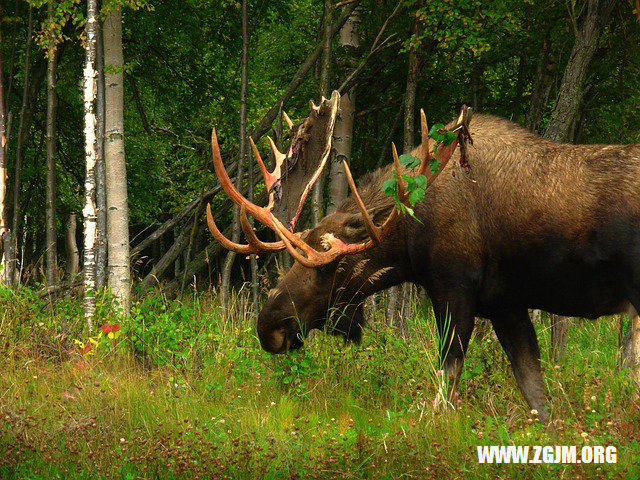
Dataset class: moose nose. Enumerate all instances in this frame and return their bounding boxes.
[258,325,291,354]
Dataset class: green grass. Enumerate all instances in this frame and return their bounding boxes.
[0,286,639,479]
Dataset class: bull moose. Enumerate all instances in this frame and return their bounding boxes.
[207,99,640,422]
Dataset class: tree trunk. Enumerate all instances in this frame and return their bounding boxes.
[386,9,421,336]
[220,0,249,309]
[95,10,108,289]
[65,213,79,281]
[620,306,640,397]
[248,147,259,311]
[0,4,8,277]
[544,0,615,141]
[550,314,570,363]
[328,6,359,214]
[45,1,58,287]
[542,0,615,356]
[9,5,34,287]
[311,0,334,225]
[525,30,557,132]
[83,0,99,332]
[104,8,131,315]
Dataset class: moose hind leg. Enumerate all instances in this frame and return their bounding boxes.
[490,310,549,422]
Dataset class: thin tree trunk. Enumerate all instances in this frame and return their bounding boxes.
[377,100,403,168]
[311,0,334,226]
[142,222,191,289]
[45,1,58,287]
[220,0,249,309]
[104,8,131,314]
[328,6,359,214]
[0,4,8,276]
[617,304,640,397]
[470,60,484,112]
[248,145,259,311]
[386,8,421,336]
[544,0,615,141]
[622,315,640,397]
[550,314,570,362]
[9,5,34,287]
[65,213,79,282]
[525,30,557,132]
[95,9,108,289]
[83,0,99,332]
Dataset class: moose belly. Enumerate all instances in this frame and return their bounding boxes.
[478,235,630,319]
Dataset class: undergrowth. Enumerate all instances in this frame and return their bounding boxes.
[0,286,639,479]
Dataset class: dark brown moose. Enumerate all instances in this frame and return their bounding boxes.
[208,99,640,422]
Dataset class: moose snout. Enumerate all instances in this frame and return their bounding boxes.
[260,326,290,354]
[257,319,304,354]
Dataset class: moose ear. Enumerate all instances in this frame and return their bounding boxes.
[343,205,394,241]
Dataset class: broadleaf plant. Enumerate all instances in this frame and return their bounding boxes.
[381,124,456,222]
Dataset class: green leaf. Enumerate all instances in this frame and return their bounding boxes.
[412,174,427,190]
[408,188,424,206]
[429,158,441,174]
[429,123,446,142]
[399,153,420,169]
[381,178,397,195]
[443,131,457,146]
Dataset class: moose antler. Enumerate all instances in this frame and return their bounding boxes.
[207,104,472,268]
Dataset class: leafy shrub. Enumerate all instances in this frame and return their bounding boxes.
[128,293,207,367]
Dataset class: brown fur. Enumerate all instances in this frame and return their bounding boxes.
[256,113,640,420]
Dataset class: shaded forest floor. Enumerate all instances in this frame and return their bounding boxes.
[0,287,639,479]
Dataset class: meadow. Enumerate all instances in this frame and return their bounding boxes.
[0,286,639,479]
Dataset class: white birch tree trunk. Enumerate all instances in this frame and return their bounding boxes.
[83,0,99,331]
[104,8,131,315]
[327,7,359,214]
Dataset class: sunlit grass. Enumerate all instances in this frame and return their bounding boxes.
[0,286,639,479]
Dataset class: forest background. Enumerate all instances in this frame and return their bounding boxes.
[1,0,640,478]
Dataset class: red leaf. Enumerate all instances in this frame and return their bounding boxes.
[101,324,113,334]
[83,344,91,354]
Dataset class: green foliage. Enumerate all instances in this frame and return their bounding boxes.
[381,122,459,221]
[128,295,202,367]
[0,290,639,478]
[2,0,639,283]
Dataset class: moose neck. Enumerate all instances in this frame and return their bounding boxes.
[330,222,411,307]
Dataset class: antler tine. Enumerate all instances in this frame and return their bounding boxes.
[239,205,285,252]
[206,204,256,254]
[210,129,273,228]
[391,143,406,201]
[249,136,276,192]
[282,111,294,130]
[341,161,382,244]
[267,136,286,163]
[417,109,432,179]
[267,136,288,184]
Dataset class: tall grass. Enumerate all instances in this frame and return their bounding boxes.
[0,285,638,479]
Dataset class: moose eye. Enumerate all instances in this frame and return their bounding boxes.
[344,217,363,231]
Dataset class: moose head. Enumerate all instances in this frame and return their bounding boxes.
[207,93,469,353]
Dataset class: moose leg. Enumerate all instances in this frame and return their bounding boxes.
[431,293,475,396]
[490,310,548,422]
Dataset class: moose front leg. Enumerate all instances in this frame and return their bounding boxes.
[431,293,476,399]
[490,310,549,422]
